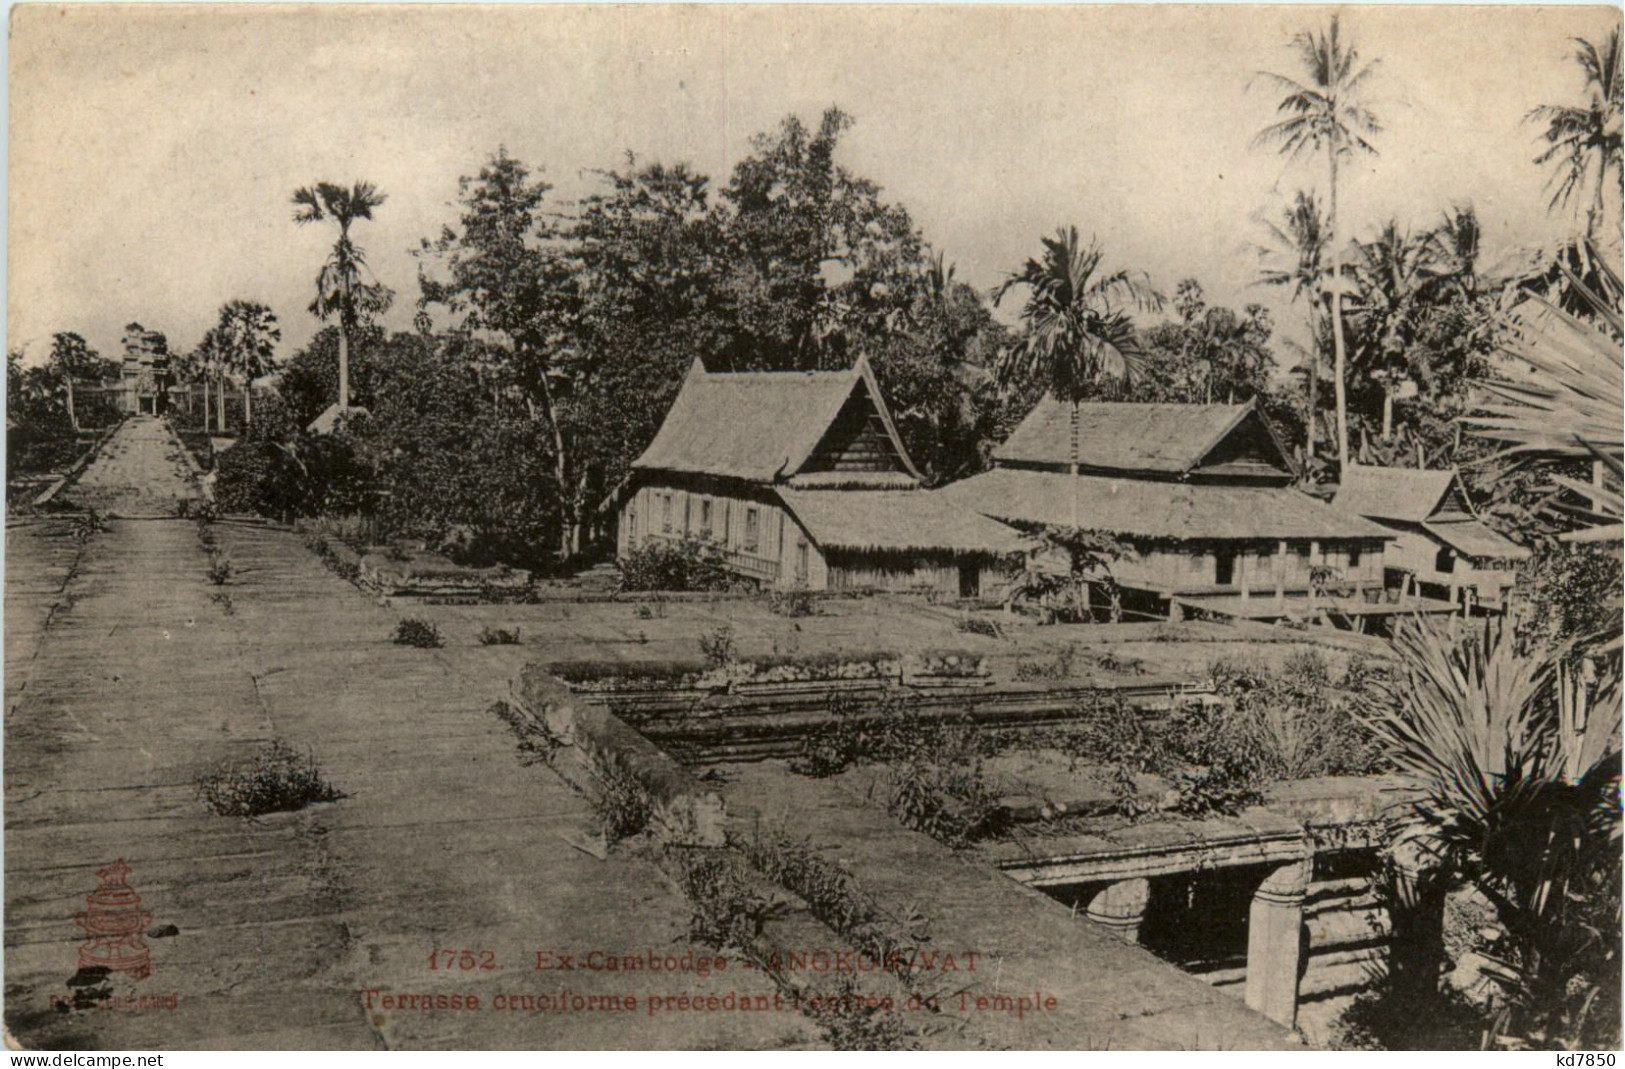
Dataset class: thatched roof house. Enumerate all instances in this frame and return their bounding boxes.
[942,397,1394,619]
[618,357,1021,594]
[1333,464,1528,607]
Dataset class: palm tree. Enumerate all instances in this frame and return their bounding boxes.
[1361,617,1621,1048]
[1348,220,1443,440]
[1465,281,1623,542]
[213,300,280,429]
[994,226,1162,529]
[1526,28,1623,243]
[290,181,393,415]
[1254,14,1382,473]
[194,327,231,433]
[1252,190,1332,460]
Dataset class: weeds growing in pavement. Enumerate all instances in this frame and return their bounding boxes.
[195,739,343,817]
[392,617,443,648]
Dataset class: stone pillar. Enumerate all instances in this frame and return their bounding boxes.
[1246,859,1310,1027]
[1385,833,1448,1003]
[1085,878,1150,942]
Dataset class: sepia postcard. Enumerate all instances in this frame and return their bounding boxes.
[5,2,1623,1055]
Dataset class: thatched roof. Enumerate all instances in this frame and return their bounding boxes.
[994,398,1292,478]
[1334,464,1470,524]
[633,357,920,484]
[1424,518,1531,561]
[941,468,1391,542]
[307,402,369,435]
[778,489,1024,556]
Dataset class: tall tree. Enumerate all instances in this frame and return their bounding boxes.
[994,227,1162,527]
[719,107,923,370]
[1255,14,1382,473]
[416,149,587,556]
[1527,28,1623,242]
[47,332,107,431]
[212,300,281,429]
[1252,191,1332,461]
[291,181,393,415]
[1347,219,1442,441]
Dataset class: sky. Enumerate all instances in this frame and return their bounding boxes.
[9,3,1622,367]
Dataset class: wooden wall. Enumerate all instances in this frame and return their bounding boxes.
[621,482,805,587]
[1114,538,1388,596]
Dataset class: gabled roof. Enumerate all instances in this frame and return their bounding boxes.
[1334,464,1472,524]
[993,398,1292,478]
[632,357,920,484]
[940,468,1392,542]
[1424,518,1531,561]
[778,489,1024,556]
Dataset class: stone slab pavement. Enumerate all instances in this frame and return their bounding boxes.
[5,419,814,1050]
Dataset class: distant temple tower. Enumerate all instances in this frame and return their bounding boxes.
[117,322,171,415]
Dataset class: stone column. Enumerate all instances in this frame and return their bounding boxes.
[1385,833,1447,1003]
[1085,878,1150,942]
[1246,859,1310,1027]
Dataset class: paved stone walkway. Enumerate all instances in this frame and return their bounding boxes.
[5,420,810,1050]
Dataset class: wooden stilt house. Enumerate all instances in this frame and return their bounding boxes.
[617,357,1022,594]
[1333,464,1530,612]
[941,398,1400,620]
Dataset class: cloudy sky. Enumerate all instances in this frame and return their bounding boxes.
[9,3,1621,366]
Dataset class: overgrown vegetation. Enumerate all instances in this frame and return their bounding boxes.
[477,625,522,646]
[392,617,444,648]
[767,586,817,617]
[488,700,565,766]
[617,538,732,593]
[195,739,343,817]
[1355,617,1622,1051]
[592,764,651,843]
[205,555,234,585]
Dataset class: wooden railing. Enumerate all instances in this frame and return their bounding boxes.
[721,547,781,582]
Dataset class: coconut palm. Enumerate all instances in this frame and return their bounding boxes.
[212,300,280,429]
[1362,616,1621,1048]
[994,227,1161,527]
[1254,14,1383,473]
[290,181,393,415]
[1526,28,1623,243]
[1252,190,1332,460]
[1348,220,1445,440]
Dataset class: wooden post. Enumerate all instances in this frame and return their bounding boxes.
[1239,550,1251,605]
[1275,540,1287,607]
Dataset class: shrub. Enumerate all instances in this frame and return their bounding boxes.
[210,591,235,616]
[698,625,735,667]
[670,847,785,955]
[195,739,342,817]
[488,700,564,766]
[206,556,234,585]
[392,617,443,648]
[1014,644,1077,681]
[477,625,522,646]
[594,764,650,843]
[767,586,816,617]
[887,759,1009,847]
[617,537,732,592]
[1169,764,1266,818]
[955,615,1002,638]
